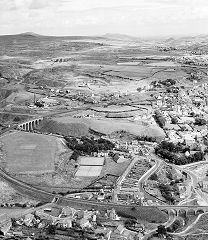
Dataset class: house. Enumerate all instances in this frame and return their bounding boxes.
[60,218,72,228]
[24,214,35,226]
[98,151,108,157]
[201,179,208,189]
[76,210,84,219]
[77,218,92,228]
[92,214,97,222]
[183,134,195,146]
[97,194,105,201]
[116,224,125,234]
[108,209,120,220]
[180,117,195,124]
[62,207,76,217]
[0,215,12,235]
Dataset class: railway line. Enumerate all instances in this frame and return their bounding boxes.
[0,164,207,214]
[0,113,207,221]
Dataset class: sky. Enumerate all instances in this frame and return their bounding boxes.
[1,0,208,37]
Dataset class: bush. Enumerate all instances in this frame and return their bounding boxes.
[70,150,80,161]
[149,173,158,181]
[65,136,115,156]
[47,225,56,235]
[154,111,166,128]
[155,141,204,165]
[171,117,178,124]
[195,118,206,126]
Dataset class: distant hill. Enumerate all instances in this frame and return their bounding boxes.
[102,33,140,42]
[0,33,107,42]
[164,37,175,43]
[18,32,43,37]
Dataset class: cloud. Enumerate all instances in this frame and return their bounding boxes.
[1,0,208,36]
[0,0,16,11]
[29,0,48,9]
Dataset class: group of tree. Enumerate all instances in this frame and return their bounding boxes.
[155,140,204,165]
[64,136,115,161]
[156,141,189,153]
[151,78,176,89]
[171,116,178,124]
[158,79,176,87]
[154,110,166,128]
[166,219,183,233]
[108,151,119,162]
[194,117,207,126]
[158,183,179,204]
[136,135,157,142]
[147,225,173,240]
[149,173,158,181]
[166,86,179,93]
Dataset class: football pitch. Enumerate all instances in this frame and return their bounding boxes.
[1,132,60,174]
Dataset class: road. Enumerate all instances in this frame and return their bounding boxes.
[138,155,167,205]
[142,210,176,240]
[1,110,208,237]
[171,212,204,237]
[113,155,161,203]
[0,163,206,217]
[112,157,138,202]
[0,167,163,211]
[138,158,162,187]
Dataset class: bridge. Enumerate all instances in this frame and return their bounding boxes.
[158,205,207,216]
[17,117,43,132]
[52,57,71,63]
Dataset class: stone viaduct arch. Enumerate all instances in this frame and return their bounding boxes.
[159,206,206,217]
[18,117,43,132]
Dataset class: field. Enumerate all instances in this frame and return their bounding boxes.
[75,166,103,177]
[52,116,165,140]
[75,156,105,177]
[91,105,139,112]
[184,213,208,235]
[79,157,104,166]
[0,131,65,174]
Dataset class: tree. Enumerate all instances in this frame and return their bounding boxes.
[195,118,206,126]
[154,111,166,128]
[190,112,196,117]
[149,173,158,181]
[160,141,176,152]
[171,117,178,124]
[156,225,167,235]
[47,225,56,235]
[70,150,80,161]
[192,151,204,162]
[125,219,137,227]
[13,116,21,122]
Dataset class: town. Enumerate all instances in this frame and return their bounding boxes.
[1,1,208,239]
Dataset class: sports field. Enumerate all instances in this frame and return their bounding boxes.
[1,132,64,174]
[79,157,104,166]
[75,166,103,177]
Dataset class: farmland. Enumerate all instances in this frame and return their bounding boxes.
[50,115,165,140]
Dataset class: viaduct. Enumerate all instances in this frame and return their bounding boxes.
[17,117,43,132]
[158,205,207,216]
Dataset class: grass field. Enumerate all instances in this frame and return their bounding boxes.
[91,105,138,112]
[1,131,65,174]
[53,116,165,140]
[185,213,208,235]
[75,166,103,177]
